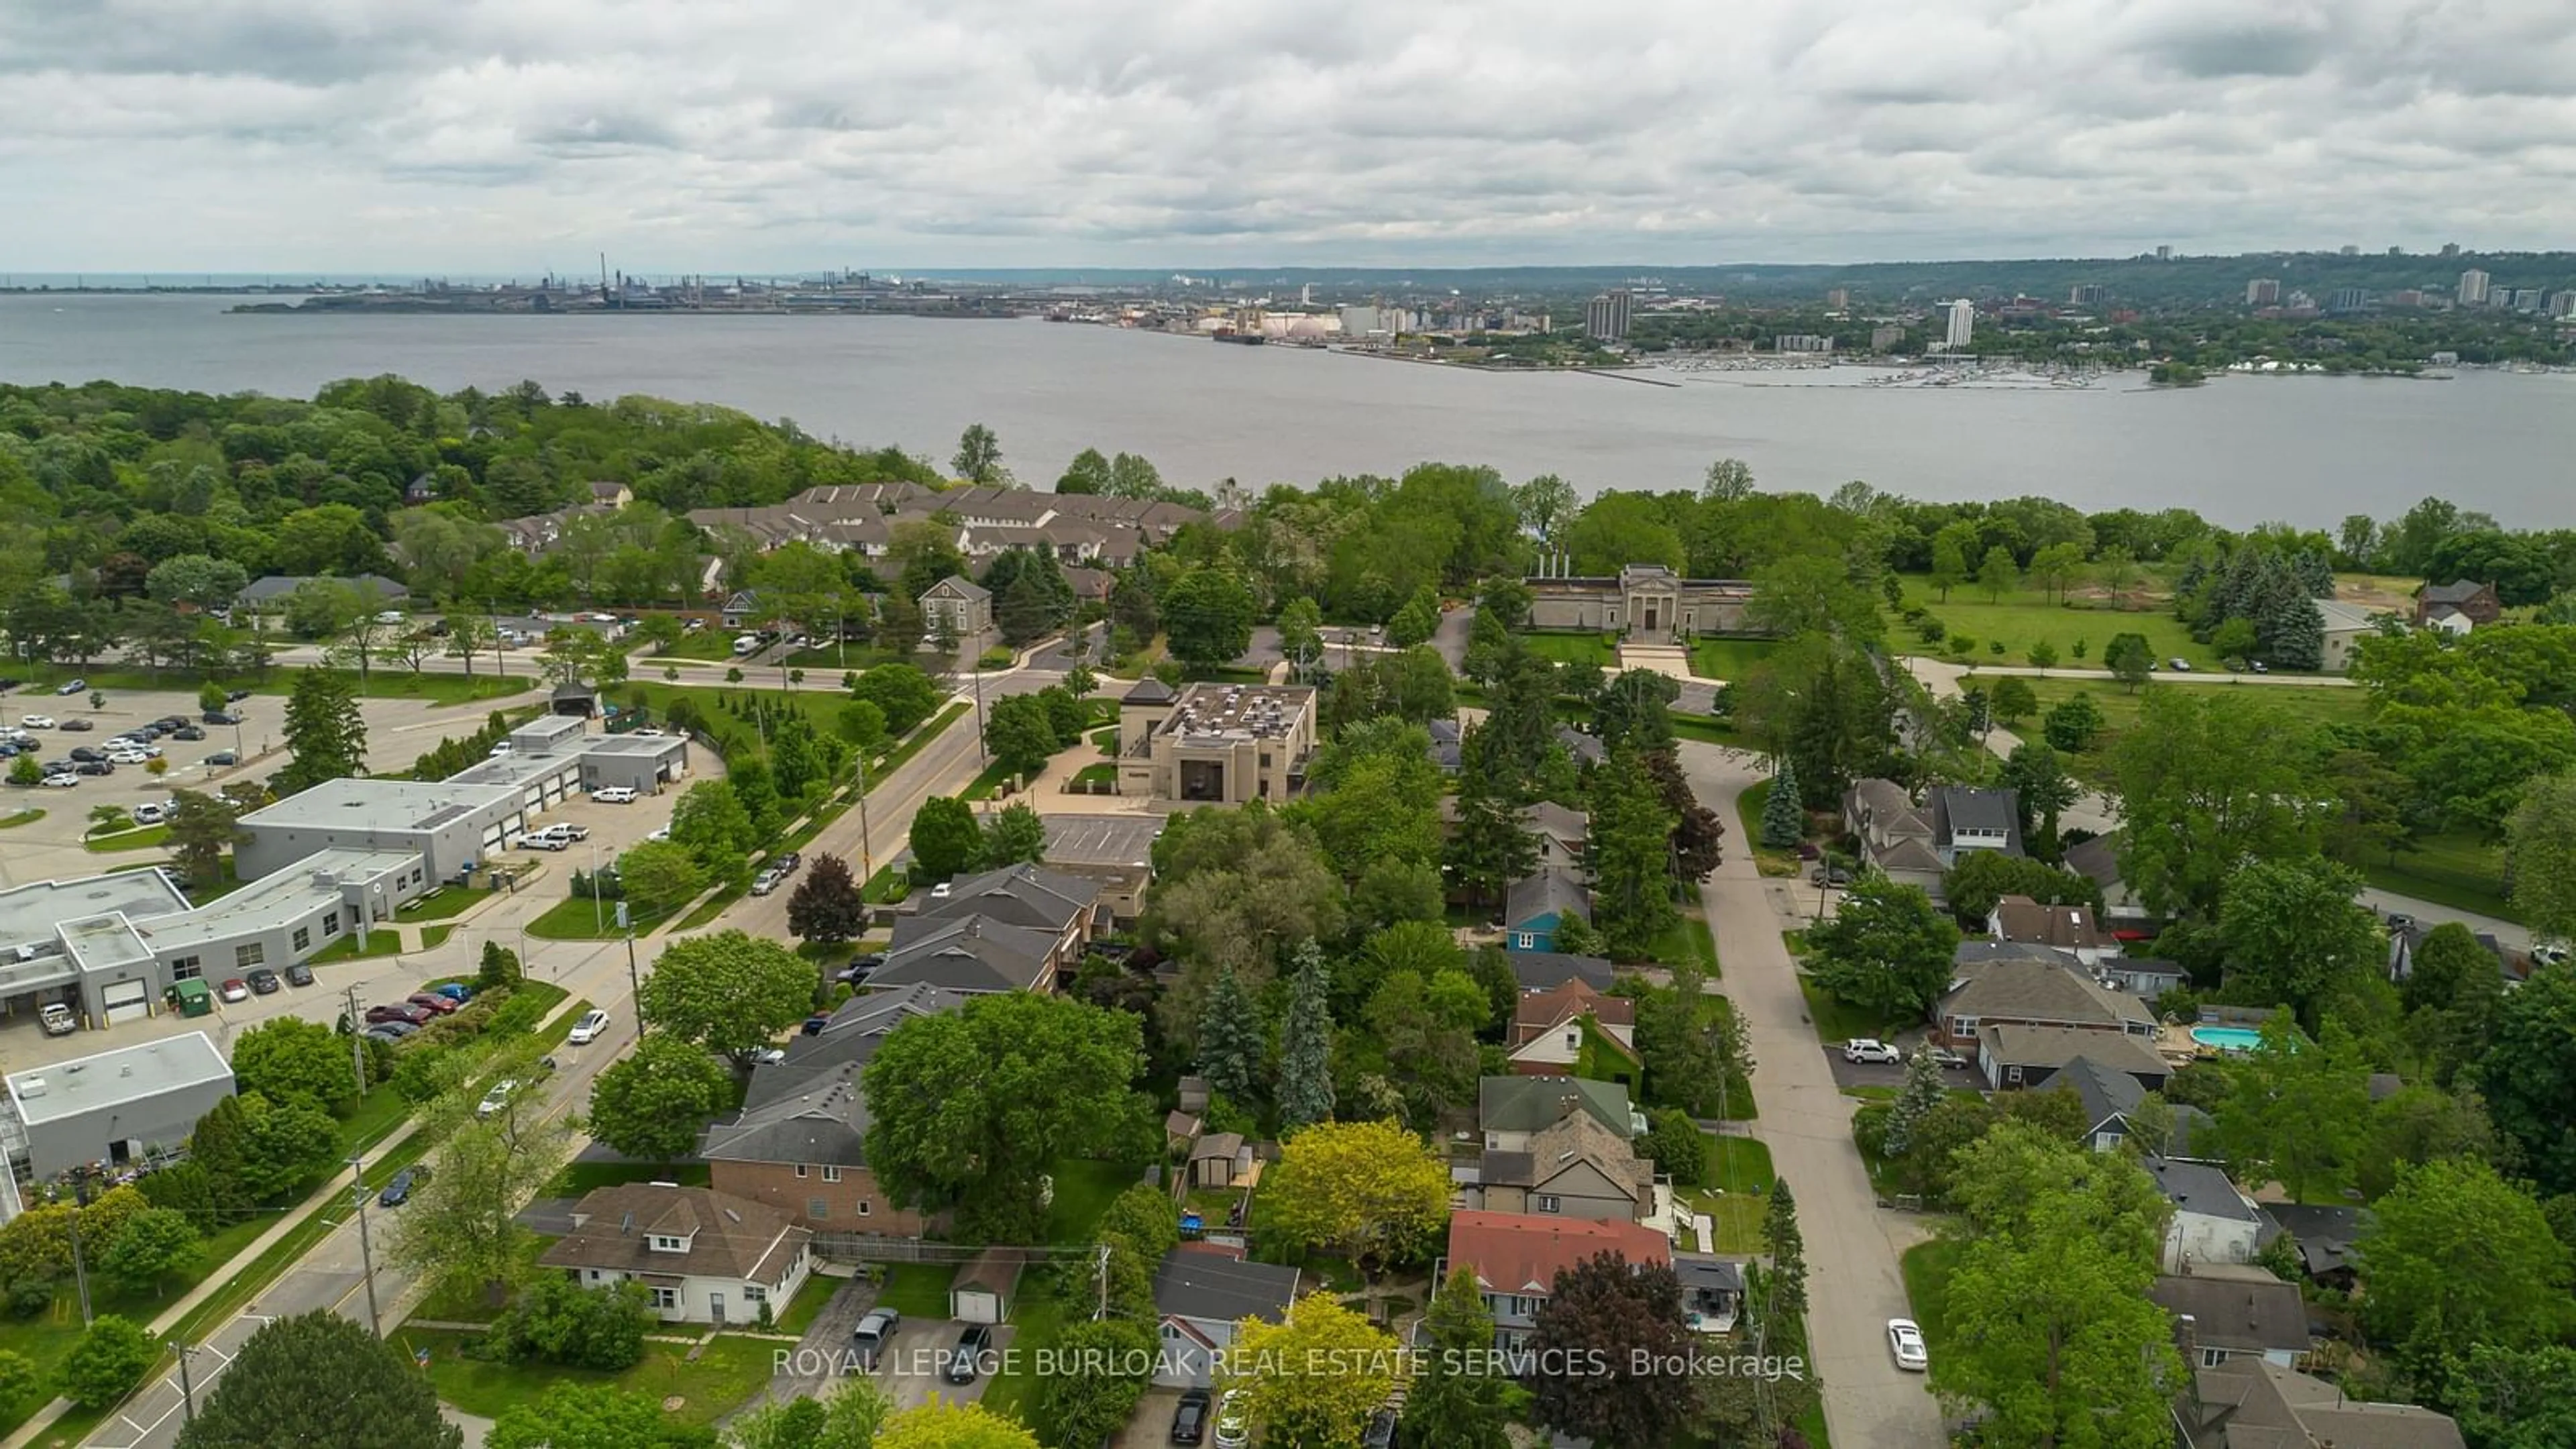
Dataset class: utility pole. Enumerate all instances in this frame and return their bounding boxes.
[348,1157,382,1338]
[345,982,367,1096]
[853,749,873,883]
[620,902,641,1005]
[173,1341,197,1425]
[68,1210,92,1326]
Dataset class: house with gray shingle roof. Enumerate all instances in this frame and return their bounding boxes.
[1504,867,1591,953]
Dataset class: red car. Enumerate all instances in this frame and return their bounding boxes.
[217,979,250,1004]
[406,992,460,1016]
[365,1004,432,1026]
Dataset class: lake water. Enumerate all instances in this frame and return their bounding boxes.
[3,291,2571,529]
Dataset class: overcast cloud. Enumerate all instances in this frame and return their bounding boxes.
[4,0,2574,272]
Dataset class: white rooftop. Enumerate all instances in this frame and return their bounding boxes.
[0,869,190,953]
[239,777,521,832]
[6,1031,232,1128]
[138,848,419,953]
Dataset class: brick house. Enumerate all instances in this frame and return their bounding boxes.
[2414,580,2500,629]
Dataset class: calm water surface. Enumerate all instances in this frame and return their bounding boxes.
[3,292,2570,529]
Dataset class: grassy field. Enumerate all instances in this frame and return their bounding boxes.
[0,808,44,828]
[976,1159,1146,1422]
[85,822,172,852]
[961,759,1016,801]
[526,893,669,941]
[1649,906,1721,975]
[2365,831,2520,922]
[308,928,407,963]
[404,1327,779,1427]
[1688,637,1777,681]
[1894,578,2222,670]
[1735,777,1803,877]
[655,629,754,662]
[874,1264,962,1318]
[1517,631,1621,667]
[393,883,492,921]
[1799,971,1901,1046]
[2005,676,2372,784]
[1900,1238,1964,1360]
[1711,1134,1776,1193]
[421,924,456,949]
[21,663,533,705]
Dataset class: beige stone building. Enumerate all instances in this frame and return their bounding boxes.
[1116,681,1319,804]
[1524,564,1756,640]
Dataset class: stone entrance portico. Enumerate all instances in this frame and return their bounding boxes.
[1525,564,1756,642]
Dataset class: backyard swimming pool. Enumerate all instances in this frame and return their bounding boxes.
[2190,1026,2265,1052]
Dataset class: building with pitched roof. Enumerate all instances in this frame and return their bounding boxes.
[1988,895,2116,965]
[2413,580,2499,629]
[1152,1245,1301,1387]
[537,1183,814,1325]
[1504,867,1591,953]
[2151,1269,2312,1368]
[1507,979,1639,1083]
[2176,1359,2464,1449]
[2145,1156,2266,1271]
[1466,1105,1655,1222]
[1505,951,1617,995]
[1442,1210,1672,1349]
[1479,1075,1642,1151]
[919,575,993,639]
[1978,1024,2171,1094]
[1930,786,2024,864]
[2061,1055,2212,1158]
[1937,955,2157,1051]
[871,865,1104,995]
[1843,778,1946,899]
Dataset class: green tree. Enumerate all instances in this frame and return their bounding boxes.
[1258,1118,1450,1267]
[386,1104,572,1312]
[863,992,1146,1242]
[97,1207,201,1297]
[2210,616,2259,663]
[1276,596,1324,681]
[1158,566,1257,672]
[978,802,1046,869]
[1445,728,1538,908]
[1585,750,1678,961]
[1195,963,1265,1109]
[2102,631,2155,690]
[482,1274,655,1371]
[2106,690,2320,919]
[2041,691,2104,752]
[724,1382,889,1449]
[227,1017,356,1117]
[2216,858,2382,1028]
[983,693,1060,780]
[1641,1108,1710,1186]
[2211,1014,2371,1201]
[906,794,983,883]
[1807,873,1962,1026]
[2029,541,2087,602]
[636,932,815,1071]
[2000,739,2080,861]
[1277,941,1337,1129]
[488,1383,716,1449]
[852,662,941,736]
[1975,543,2021,602]
[61,1315,158,1409]
[588,1034,734,1163]
[2477,960,2576,1196]
[1056,446,1112,494]
[175,1308,462,1449]
[615,839,707,920]
[1760,764,1805,848]
[274,668,365,795]
[7,754,40,787]
[1939,851,2100,926]
[1929,521,1977,602]
[2358,1158,2573,1373]
[164,788,242,891]
[1401,1269,1515,1449]
[2026,639,2059,669]
[667,779,757,883]
[1385,584,1440,649]
[2506,770,2576,946]
[951,423,1006,485]
[1884,1046,1949,1157]
[1988,676,2037,725]
[1222,1294,1402,1448]
[1931,1127,2182,1449]
[477,940,524,993]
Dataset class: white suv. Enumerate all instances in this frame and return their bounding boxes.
[568,1009,610,1044]
[508,828,570,852]
[591,786,637,804]
[1843,1038,1902,1065]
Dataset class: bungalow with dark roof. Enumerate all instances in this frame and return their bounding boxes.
[1937,955,2157,1053]
[1152,1246,1301,1387]
[2257,1203,2372,1293]
[1988,894,2116,965]
[1976,1024,2170,1095]
[1504,867,1591,953]
[2060,1055,2212,1157]
[2061,834,2152,926]
[2176,1358,2465,1449]
[1507,951,1617,995]
[1930,786,2023,865]
[537,1183,814,1325]
[2151,1269,2312,1369]
[2145,1155,2265,1271]
[870,864,1104,995]
[2414,580,2499,630]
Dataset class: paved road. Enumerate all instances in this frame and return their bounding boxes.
[1680,740,1946,1449]
[71,671,1016,1448]
[1936,661,2358,687]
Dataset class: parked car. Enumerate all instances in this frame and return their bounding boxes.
[567,1009,610,1044]
[362,1022,418,1042]
[945,1324,994,1384]
[1888,1318,1929,1372]
[488,741,514,757]
[591,786,637,804]
[1212,1393,1250,1449]
[218,978,250,1003]
[851,1308,901,1370]
[429,983,474,1003]
[751,1046,787,1066]
[549,822,590,842]
[38,771,78,789]
[1360,1408,1397,1448]
[1844,1038,1901,1065]
[203,709,240,724]
[1170,1388,1213,1445]
[1809,864,1852,888]
[646,825,671,842]
[749,869,782,896]
[55,679,85,696]
[1927,1047,1970,1070]
[206,751,239,767]
[284,963,315,987]
[508,830,569,852]
[378,1165,429,1207]
[68,747,103,763]
[226,688,252,702]
[776,850,802,874]
[406,992,460,1016]
[73,761,113,776]
[38,1003,76,1036]
[17,715,53,729]
[173,725,205,741]
[801,1013,833,1036]
[366,1003,432,1026]
[2168,657,2193,672]
[246,968,281,994]
[476,1080,520,1119]
[131,802,167,825]
[106,750,148,766]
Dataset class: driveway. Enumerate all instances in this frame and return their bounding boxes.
[1114,1387,1187,1448]
[1680,740,1946,1449]
[747,1271,875,1407]
[873,1318,1010,1411]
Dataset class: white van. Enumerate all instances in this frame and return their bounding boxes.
[732,635,761,657]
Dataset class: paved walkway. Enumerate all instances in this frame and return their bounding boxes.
[1679,741,1945,1449]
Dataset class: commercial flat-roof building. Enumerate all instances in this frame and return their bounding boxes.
[5,1031,234,1178]
[236,777,525,883]
[1116,682,1318,804]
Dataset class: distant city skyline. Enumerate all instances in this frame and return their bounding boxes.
[3,1,2573,273]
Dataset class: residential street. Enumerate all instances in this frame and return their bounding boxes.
[1679,741,1947,1449]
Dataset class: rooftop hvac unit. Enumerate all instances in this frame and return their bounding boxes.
[16,1078,41,1098]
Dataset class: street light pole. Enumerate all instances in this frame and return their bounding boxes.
[347,1157,382,1338]
[590,841,603,936]
[854,750,873,883]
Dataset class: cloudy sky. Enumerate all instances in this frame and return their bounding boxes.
[5,0,2573,273]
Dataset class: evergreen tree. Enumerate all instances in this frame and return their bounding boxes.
[1277,941,1337,1129]
[1764,1179,1808,1321]
[1586,750,1680,961]
[2258,574,2325,669]
[1195,964,1265,1109]
[274,668,366,796]
[2293,549,2337,598]
[1446,727,1537,908]
[2000,741,2079,861]
[1386,584,1441,649]
[1885,1047,1947,1157]
[1760,761,1804,848]
[1401,1269,1515,1449]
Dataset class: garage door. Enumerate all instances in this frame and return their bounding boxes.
[102,980,150,1026]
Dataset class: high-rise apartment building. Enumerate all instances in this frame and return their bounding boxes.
[2457,270,2491,306]
[1824,288,1850,311]
[1584,289,1633,343]
[1944,299,1976,351]
[2245,278,2280,305]
[2068,284,2104,307]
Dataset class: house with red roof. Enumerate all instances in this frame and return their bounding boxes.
[1442,1209,1671,1350]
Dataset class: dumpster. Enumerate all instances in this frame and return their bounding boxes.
[172,977,213,1018]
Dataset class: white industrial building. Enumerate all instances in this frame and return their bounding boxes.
[4,1032,235,1179]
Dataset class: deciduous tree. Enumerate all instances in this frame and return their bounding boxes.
[1258,1118,1450,1269]
[786,853,867,947]
[97,1207,201,1297]
[2357,1158,2573,1373]
[61,1316,158,1410]
[1159,567,1256,672]
[1806,873,1961,1026]
[1222,1294,1401,1445]
[636,931,817,1070]
[488,1383,716,1449]
[979,802,1046,867]
[175,1309,462,1449]
[2216,858,2382,1029]
[1527,1252,1696,1449]
[2108,690,2320,920]
[906,794,983,883]
[616,839,707,920]
[228,1016,357,1117]
[588,1034,734,1164]
[2506,771,2576,947]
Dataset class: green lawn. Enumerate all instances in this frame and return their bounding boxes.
[1070,762,1116,790]
[409,1235,553,1324]
[1900,1238,1964,1360]
[656,629,753,661]
[0,808,45,828]
[784,646,904,673]
[421,925,456,950]
[85,822,172,852]
[1516,631,1620,667]
[2004,676,2371,785]
[1798,971,1902,1046]
[1668,713,1752,748]
[525,894,670,941]
[1044,1158,1146,1243]
[307,928,407,963]
[1710,1135,1776,1193]
[394,883,491,921]
[404,1328,778,1427]
[21,664,532,705]
[2364,831,2520,922]
[1688,637,1777,681]
[961,759,1016,801]
[1648,906,1721,975]
[1677,1187,1769,1254]
[874,1264,961,1318]
[1894,579,2219,670]
[1734,778,1803,877]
